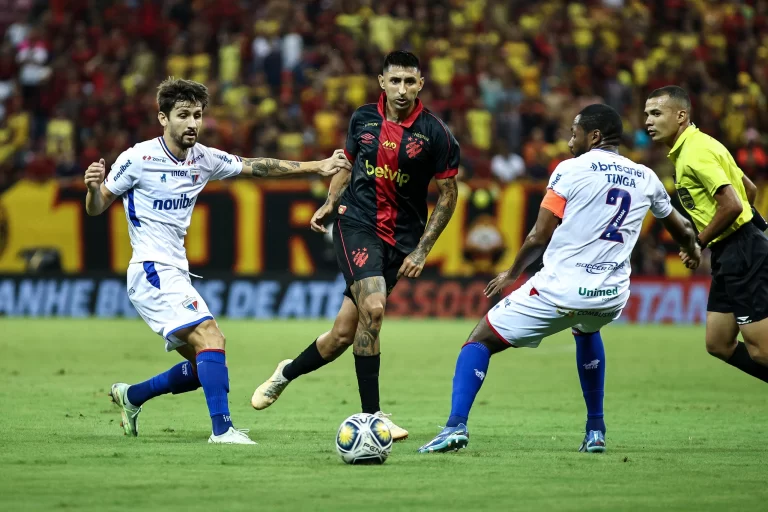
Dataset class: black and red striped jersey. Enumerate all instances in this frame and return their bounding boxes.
[340,93,460,254]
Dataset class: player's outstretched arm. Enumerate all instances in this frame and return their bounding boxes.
[310,168,352,233]
[240,149,351,178]
[660,209,700,269]
[84,158,118,216]
[397,176,459,279]
[485,207,560,297]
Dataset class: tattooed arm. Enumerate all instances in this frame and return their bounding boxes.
[240,157,305,177]
[310,167,352,233]
[397,176,459,279]
[326,167,352,209]
[240,149,351,178]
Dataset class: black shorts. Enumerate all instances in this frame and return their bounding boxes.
[333,217,407,302]
[707,222,768,324]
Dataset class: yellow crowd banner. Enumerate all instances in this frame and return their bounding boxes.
[1,178,759,276]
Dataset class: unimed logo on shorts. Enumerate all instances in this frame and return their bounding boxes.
[152,194,196,211]
[578,286,618,297]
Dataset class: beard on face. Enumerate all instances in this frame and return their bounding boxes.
[175,128,197,149]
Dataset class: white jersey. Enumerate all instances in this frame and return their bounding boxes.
[532,148,673,309]
[104,137,242,271]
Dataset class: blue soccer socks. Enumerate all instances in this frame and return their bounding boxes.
[196,349,233,436]
[447,342,491,428]
[574,330,606,434]
[126,361,200,407]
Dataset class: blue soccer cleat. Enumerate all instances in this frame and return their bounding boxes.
[417,424,469,453]
[579,430,606,453]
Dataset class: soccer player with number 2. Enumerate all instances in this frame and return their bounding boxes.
[418,104,699,454]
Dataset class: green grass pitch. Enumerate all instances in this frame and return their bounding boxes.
[0,319,766,511]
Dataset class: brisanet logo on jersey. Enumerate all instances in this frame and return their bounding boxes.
[576,261,625,274]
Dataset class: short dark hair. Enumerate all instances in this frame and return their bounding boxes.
[156,77,209,116]
[647,85,691,110]
[577,104,623,146]
[382,51,420,73]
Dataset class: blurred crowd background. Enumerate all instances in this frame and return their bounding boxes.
[1,0,767,275]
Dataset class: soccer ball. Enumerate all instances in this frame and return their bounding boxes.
[335,413,393,465]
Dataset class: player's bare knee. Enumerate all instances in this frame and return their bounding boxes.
[466,318,509,355]
[207,327,226,350]
[360,297,386,328]
[332,324,356,347]
[743,338,768,365]
[188,320,225,351]
[705,337,735,360]
[477,338,508,355]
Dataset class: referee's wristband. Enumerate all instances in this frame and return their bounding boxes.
[696,236,707,249]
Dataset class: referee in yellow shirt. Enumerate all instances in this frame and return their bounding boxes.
[645,85,768,384]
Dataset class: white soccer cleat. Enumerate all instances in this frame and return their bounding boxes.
[374,411,409,442]
[251,359,292,410]
[109,382,141,437]
[208,427,257,445]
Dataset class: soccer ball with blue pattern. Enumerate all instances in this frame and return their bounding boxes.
[335,413,393,465]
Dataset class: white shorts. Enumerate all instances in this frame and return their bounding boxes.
[127,262,214,352]
[486,280,625,348]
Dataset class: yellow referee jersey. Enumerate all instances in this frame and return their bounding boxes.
[667,125,752,244]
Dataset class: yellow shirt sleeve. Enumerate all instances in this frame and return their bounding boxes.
[690,149,732,197]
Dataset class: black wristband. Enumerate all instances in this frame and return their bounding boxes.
[696,235,706,249]
[752,206,768,231]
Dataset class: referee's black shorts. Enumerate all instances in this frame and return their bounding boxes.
[707,222,768,324]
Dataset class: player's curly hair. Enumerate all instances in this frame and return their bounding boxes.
[156,77,209,116]
[577,104,623,147]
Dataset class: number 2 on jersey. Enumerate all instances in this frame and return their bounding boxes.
[599,188,631,243]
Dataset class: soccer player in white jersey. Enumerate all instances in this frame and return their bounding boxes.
[418,104,701,454]
[83,78,351,444]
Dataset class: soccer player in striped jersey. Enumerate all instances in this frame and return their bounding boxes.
[251,51,460,441]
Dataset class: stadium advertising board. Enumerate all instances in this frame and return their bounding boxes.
[0,274,710,323]
[0,179,705,277]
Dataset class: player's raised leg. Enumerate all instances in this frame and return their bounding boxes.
[251,297,358,409]
[706,312,768,382]
[109,347,200,437]
[572,328,607,453]
[175,319,255,444]
[418,317,510,453]
[736,317,768,372]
